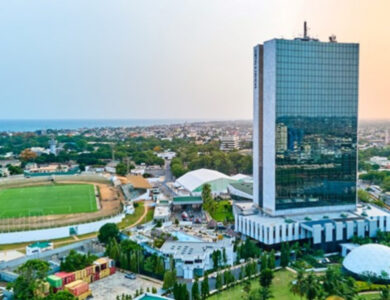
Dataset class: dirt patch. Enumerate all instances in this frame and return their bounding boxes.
[0,181,124,232]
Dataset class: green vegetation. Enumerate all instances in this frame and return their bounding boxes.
[60,250,98,272]
[116,162,129,176]
[173,282,190,300]
[0,184,97,218]
[209,200,234,222]
[46,291,76,300]
[170,142,252,178]
[9,259,50,300]
[235,239,261,262]
[351,230,390,247]
[118,202,145,229]
[98,223,120,244]
[106,238,166,279]
[141,207,155,224]
[209,270,299,300]
[359,170,390,191]
[202,184,234,223]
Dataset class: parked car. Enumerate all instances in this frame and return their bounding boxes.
[125,273,136,280]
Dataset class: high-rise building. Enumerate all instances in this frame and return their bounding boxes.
[253,26,358,216]
[235,24,390,250]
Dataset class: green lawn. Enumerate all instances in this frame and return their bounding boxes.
[0,184,97,218]
[360,293,381,299]
[141,207,155,224]
[118,202,145,229]
[209,270,300,300]
[209,200,234,222]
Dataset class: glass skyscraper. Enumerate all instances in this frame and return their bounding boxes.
[254,35,359,216]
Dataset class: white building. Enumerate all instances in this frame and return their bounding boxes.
[343,244,390,281]
[369,156,390,168]
[175,168,236,196]
[26,241,53,256]
[234,202,390,251]
[220,136,239,151]
[160,238,235,279]
[156,151,176,160]
[153,205,171,222]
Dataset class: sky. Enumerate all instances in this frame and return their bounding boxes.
[0,0,389,120]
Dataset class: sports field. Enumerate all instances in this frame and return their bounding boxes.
[0,184,98,218]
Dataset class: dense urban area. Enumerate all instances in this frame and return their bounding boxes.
[0,119,389,300]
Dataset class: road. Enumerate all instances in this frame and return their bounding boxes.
[157,159,177,198]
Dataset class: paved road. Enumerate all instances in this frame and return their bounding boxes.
[157,159,177,198]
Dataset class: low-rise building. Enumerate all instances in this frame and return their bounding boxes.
[156,151,176,160]
[160,238,235,279]
[26,241,53,256]
[220,136,239,151]
[228,182,253,201]
[24,164,79,177]
[234,202,390,252]
[175,168,236,196]
[153,205,171,222]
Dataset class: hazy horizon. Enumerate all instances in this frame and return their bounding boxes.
[0,0,389,120]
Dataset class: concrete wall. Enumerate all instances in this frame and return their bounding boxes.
[0,213,124,245]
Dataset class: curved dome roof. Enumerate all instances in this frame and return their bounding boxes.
[176,168,232,192]
[343,244,390,277]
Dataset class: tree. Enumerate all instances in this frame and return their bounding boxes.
[211,250,221,270]
[222,248,227,265]
[192,277,201,300]
[302,272,322,300]
[258,287,273,300]
[60,250,97,272]
[380,286,390,300]
[322,266,356,299]
[268,250,275,269]
[243,280,251,298]
[47,290,76,300]
[259,268,274,289]
[11,259,50,300]
[20,148,37,162]
[98,223,119,244]
[163,270,177,290]
[260,252,268,270]
[173,283,189,300]
[106,238,121,262]
[215,273,223,291]
[201,275,209,299]
[7,164,23,175]
[290,269,305,299]
[280,243,290,268]
[202,183,213,212]
[116,162,127,176]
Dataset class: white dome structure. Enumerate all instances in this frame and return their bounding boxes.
[343,244,390,279]
[175,168,236,195]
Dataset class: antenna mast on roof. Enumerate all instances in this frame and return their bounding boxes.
[304,21,308,39]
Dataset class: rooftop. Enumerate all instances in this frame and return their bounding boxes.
[126,175,152,189]
[160,238,232,260]
[343,244,390,277]
[175,168,232,192]
[134,293,173,300]
[172,196,202,203]
[229,181,253,195]
[28,241,52,249]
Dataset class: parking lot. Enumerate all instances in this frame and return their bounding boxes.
[89,271,162,300]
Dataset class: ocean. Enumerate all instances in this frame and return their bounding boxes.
[0,119,203,132]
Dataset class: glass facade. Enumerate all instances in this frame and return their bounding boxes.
[273,39,359,211]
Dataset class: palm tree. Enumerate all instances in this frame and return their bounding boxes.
[302,272,322,300]
[380,286,390,300]
[258,287,273,300]
[290,269,305,299]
